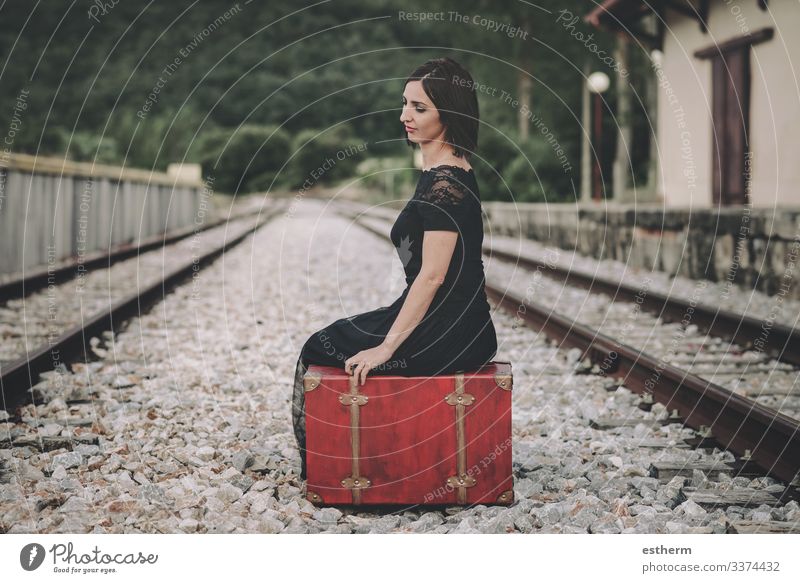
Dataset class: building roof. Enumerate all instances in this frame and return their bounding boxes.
[582,1,762,49]
[583,0,662,47]
[583,0,652,31]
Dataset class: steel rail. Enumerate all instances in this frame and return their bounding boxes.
[347,211,800,485]
[0,208,282,412]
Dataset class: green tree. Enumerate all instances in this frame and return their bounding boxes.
[190,124,291,193]
[286,124,366,190]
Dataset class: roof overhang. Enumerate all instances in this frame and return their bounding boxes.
[584,1,770,49]
[583,0,663,49]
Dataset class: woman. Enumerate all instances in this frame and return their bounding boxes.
[291,57,498,480]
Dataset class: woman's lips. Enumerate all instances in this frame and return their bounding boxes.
[405,126,415,133]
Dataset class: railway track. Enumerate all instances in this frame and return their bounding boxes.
[0,201,285,413]
[1,197,797,533]
[338,202,800,526]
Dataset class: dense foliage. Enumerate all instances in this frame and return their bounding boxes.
[0,0,653,200]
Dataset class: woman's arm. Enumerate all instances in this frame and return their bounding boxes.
[345,230,457,384]
[382,230,457,352]
[346,168,469,384]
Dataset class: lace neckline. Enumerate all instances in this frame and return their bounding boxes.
[421,164,474,174]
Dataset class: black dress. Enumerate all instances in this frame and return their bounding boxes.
[291,164,498,479]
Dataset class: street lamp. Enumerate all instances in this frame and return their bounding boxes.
[649,49,663,67]
[586,71,609,202]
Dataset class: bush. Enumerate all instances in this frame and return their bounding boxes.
[59,130,120,164]
[190,124,290,194]
[355,157,416,203]
[475,127,522,201]
[496,132,575,203]
[285,124,366,190]
[248,169,285,193]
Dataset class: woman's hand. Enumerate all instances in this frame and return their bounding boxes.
[345,344,394,386]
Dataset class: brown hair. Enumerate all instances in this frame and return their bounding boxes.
[403,57,479,161]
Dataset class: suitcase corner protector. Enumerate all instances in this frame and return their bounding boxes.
[307,490,324,504]
[304,372,322,392]
[496,489,514,504]
[494,372,513,391]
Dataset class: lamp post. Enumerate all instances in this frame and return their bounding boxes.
[586,71,609,202]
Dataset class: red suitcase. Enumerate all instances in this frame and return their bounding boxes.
[303,361,513,506]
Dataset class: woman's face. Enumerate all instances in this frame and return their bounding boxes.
[400,80,445,146]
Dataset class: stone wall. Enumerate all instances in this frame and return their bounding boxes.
[483,202,800,299]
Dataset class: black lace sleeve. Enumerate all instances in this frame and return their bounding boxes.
[416,168,469,232]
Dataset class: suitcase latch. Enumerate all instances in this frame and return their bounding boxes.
[341,476,372,489]
[338,394,368,406]
[446,474,477,489]
[444,391,475,406]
